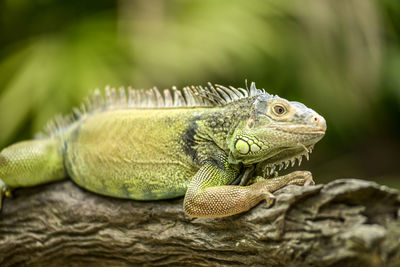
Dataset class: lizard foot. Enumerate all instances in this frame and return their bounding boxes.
[264,191,276,208]
[253,171,315,209]
[285,171,315,186]
[0,179,12,211]
[256,171,315,194]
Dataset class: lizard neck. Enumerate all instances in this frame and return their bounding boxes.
[197,98,254,155]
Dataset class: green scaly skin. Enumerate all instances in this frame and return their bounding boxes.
[0,84,326,218]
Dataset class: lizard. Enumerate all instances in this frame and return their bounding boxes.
[0,82,326,218]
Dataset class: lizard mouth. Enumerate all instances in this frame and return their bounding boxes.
[272,125,326,135]
[259,144,315,176]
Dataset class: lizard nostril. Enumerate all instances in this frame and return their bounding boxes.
[312,114,327,131]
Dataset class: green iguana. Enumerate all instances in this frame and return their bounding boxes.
[0,83,326,218]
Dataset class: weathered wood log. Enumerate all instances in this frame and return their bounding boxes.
[0,178,399,267]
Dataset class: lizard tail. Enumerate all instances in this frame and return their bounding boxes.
[0,138,66,189]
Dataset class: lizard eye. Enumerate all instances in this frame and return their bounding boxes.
[273,104,286,116]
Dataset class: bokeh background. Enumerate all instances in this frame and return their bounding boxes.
[0,0,399,188]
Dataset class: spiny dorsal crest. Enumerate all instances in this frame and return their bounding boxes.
[40,82,268,138]
[90,82,265,109]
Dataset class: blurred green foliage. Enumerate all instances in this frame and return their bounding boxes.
[0,0,399,187]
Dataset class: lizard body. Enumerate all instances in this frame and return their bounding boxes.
[0,83,326,217]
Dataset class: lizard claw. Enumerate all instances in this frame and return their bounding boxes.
[304,176,315,186]
[264,191,276,208]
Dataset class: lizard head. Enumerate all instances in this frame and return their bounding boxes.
[228,92,326,171]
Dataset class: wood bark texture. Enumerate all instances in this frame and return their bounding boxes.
[0,178,399,267]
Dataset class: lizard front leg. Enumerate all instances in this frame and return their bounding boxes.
[183,159,314,218]
[183,158,272,218]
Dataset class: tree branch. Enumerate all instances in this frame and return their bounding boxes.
[0,179,399,267]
